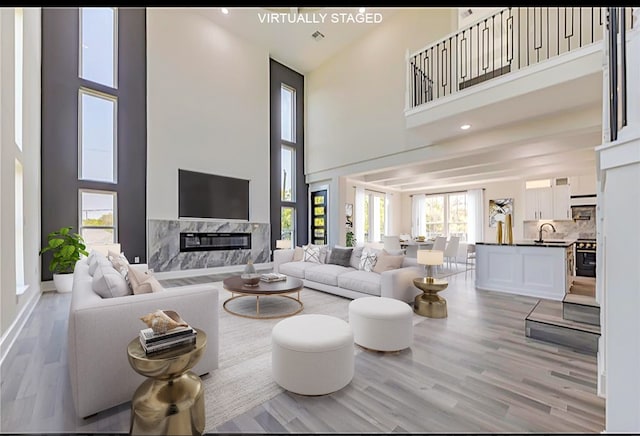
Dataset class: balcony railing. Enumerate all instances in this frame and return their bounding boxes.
[407,7,634,109]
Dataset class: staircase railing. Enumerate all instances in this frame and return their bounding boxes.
[407,7,634,110]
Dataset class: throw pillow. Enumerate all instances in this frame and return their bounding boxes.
[373,253,405,273]
[108,250,130,271]
[349,245,365,269]
[328,247,353,267]
[292,246,304,261]
[127,265,164,294]
[318,245,330,264]
[358,248,378,272]
[89,256,111,277]
[92,263,131,298]
[303,244,321,263]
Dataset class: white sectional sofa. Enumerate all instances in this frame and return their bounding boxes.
[273,247,422,303]
[67,257,219,418]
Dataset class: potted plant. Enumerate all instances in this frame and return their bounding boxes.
[39,226,89,293]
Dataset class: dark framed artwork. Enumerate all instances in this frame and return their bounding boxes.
[489,198,513,227]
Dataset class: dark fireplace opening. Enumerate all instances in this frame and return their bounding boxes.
[180,232,251,252]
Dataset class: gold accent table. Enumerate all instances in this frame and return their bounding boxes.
[413,277,449,318]
[222,276,304,319]
[127,329,207,436]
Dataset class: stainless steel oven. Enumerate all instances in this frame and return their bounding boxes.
[575,239,596,277]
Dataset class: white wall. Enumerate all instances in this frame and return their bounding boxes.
[146,9,270,223]
[306,8,455,176]
[0,8,41,337]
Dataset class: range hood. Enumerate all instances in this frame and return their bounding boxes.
[570,194,597,207]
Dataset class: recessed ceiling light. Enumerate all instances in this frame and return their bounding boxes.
[358,7,366,13]
[460,124,471,130]
[221,8,229,15]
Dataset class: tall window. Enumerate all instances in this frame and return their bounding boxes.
[14,8,23,150]
[363,191,387,243]
[422,192,468,240]
[15,160,24,287]
[279,84,296,242]
[80,7,116,88]
[77,8,118,245]
[79,89,117,182]
[79,190,117,245]
[270,59,306,249]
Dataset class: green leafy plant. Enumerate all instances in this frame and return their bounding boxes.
[39,226,89,274]
[346,231,356,248]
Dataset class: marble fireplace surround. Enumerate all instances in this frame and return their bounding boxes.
[148,219,270,273]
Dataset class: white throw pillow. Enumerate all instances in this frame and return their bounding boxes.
[92,263,131,298]
[303,244,321,263]
[88,255,111,277]
[359,247,378,272]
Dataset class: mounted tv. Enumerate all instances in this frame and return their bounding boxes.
[179,169,249,220]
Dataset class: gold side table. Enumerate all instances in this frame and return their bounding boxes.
[127,328,207,436]
[413,277,449,318]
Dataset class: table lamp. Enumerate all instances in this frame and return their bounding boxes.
[276,239,292,250]
[417,249,444,283]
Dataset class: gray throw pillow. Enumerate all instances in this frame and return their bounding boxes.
[349,245,364,269]
[328,247,353,267]
[92,263,131,298]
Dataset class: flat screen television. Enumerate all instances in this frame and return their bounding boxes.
[178,169,249,220]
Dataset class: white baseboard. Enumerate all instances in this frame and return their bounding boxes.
[0,288,42,367]
[153,262,273,280]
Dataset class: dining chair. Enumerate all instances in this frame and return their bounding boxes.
[465,244,476,278]
[443,236,460,271]
[405,244,419,258]
[383,236,402,252]
[431,236,447,252]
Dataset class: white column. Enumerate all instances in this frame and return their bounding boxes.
[598,9,640,429]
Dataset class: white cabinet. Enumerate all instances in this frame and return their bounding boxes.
[553,184,571,220]
[524,187,553,220]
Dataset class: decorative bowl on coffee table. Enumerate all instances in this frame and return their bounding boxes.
[241,273,261,286]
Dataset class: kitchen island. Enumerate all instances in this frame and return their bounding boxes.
[475,240,575,301]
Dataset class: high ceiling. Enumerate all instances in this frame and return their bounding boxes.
[193,7,397,73]
[193,7,602,192]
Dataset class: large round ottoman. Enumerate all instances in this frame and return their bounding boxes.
[348,297,413,352]
[271,314,354,395]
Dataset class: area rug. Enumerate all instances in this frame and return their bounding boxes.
[198,284,353,431]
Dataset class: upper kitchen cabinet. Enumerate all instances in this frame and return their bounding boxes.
[553,184,572,220]
[524,178,572,221]
[524,186,554,220]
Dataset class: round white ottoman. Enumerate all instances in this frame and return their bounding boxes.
[272,314,354,395]
[348,297,413,352]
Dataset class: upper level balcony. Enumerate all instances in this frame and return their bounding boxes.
[405,7,634,143]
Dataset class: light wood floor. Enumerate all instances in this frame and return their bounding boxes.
[0,268,605,433]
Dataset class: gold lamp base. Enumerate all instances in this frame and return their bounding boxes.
[412,277,449,318]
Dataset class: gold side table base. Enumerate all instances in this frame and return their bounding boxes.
[130,372,204,436]
[412,277,449,318]
[414,293,448,318]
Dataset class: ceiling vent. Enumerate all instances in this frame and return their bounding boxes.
[555,177,569,186]
[460,9,473,18]
[311,30,325,41]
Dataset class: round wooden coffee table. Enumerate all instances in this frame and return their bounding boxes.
[222,276,304,319]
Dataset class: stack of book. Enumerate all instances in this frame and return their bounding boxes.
[261,273,287,282]
[139,325,197,354]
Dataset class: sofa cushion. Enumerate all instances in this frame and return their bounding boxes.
[373,253,405,273]
[327,247,353,267]
[359,247,379,272]
[304,264,354,286]
[92,263,131,298]
[88,252,110,276]
[279,261,321,279]
[293,247,304,261]
[337,270,381,296]
[303,244,321,263]
[349,246,364,269]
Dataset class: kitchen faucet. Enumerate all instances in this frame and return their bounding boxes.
[536,222,557,243]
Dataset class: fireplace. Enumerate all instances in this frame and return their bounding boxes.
[179,232,251,252]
